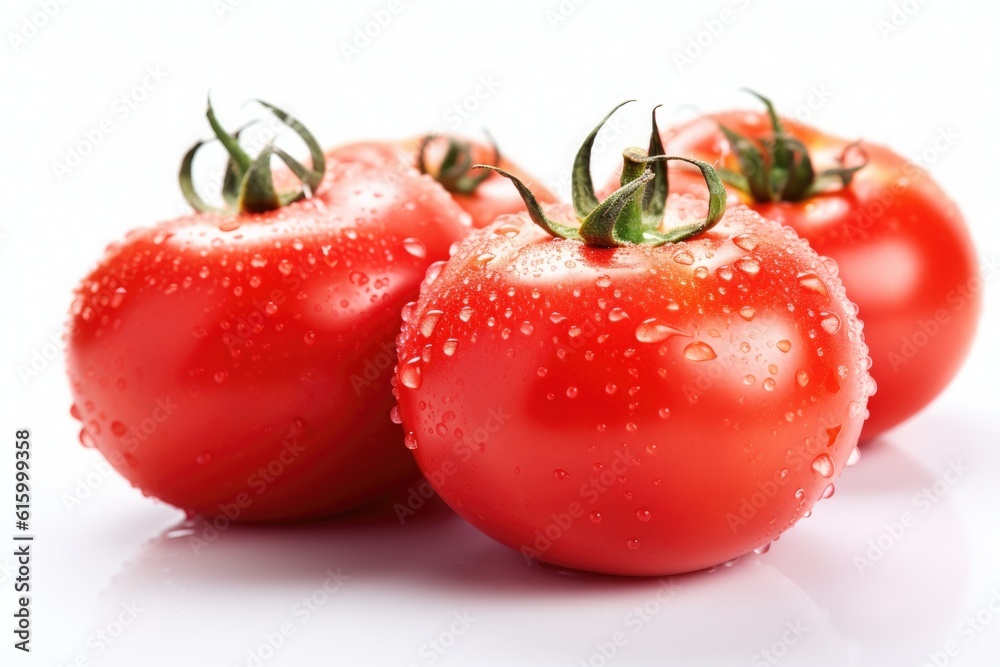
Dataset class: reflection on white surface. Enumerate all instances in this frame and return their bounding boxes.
[47,421,990,667]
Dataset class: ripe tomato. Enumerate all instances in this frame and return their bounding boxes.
[329,133,557,229]
[394,105,874,575]
[66,101,470,521]
[653,92,980,440]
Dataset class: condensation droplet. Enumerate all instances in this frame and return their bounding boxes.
[402,237,426,258]
[735,257,760,275]
[404,432,419,450]
[847,447,861,467]
[389,405,403,424]
[683,341,717,361]
[733,233,759,252]
[811,453,835,478]
[738,306,756,321]
[798,272,829,296]
[566,386,578,398]
[595,274,612,288]
[820,312,842,334]
[636,508,652,522]
[443,339,459,356]
[635,318,685,344]
[400,358,423,389]
[419,310,443,337]
[626,537,640,550]
[763,378,776,391]
[672,251,694,265]
[552,469,569,480]
[776,339,792,353]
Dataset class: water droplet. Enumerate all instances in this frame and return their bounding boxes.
[213,371,227,384]
[537,367,548,377]
[605,383,617,395]
[626,538,640,550]
[635,318,685,344]
[110,288,127,309]
[552,469,569,480]
[733,233,759,252]
[404,432,419,449]
[549,312,567,324]
[735,257,760,275]
[389,405,403,424]
[520,321,534,336]
[110,421,127,437]
[798,272,829,296]
[784,411,795,422]
[419,310,443,337]
[811,453,835,478]
[442,339,459,356]
[693,266,709,279]
[78,429,96,448]
[763,378,776,391]
[683,341,717,361]
[796,370,809,387]
[219,220,240,232]
[822,483,836,499]
[459,306,473,322]
[566,386,578,398]
[754,542,771,555]
[738,306,756,321]
[400,359,422,389]
[589,512,602,523]
[250,254,267,268]
[476,253,495,264]
[819,312,842,334]
[277,259,294,276]
[776,339,792,353]
[264,301,278,315]
[122,452,138,468]
[744,374,756,385]
[658,407,671,419]
[717,266,734,281]
[672,250,694,265]
[636,508,651,522]
[847,447,861,467]
[608,308,628,322]
[595,274,612,288]
[303,331,316,345]
[402,237,426,258]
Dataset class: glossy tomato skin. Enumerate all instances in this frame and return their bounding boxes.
[395,199,873,576]
[67,158,470,521]
[329,138,557,229]
[656,113,980,440]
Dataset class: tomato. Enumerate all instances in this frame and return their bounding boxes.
[394,104,874,576]
[329,133,557,229]
[66,101,470,521]
[650,92,980,440]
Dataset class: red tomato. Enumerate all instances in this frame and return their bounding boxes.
[66,102,470,521]
[394,105,874,575]
[650,94,980,439]
[329,134,557,229]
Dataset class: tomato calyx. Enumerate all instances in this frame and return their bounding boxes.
[476,102,726,248]
[179,98,325,214]
[717,89,869,203]
[418,133,499,194]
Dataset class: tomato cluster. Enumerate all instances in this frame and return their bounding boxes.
[66,94,977,575]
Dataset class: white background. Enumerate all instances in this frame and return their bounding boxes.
[2,0,999,665]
